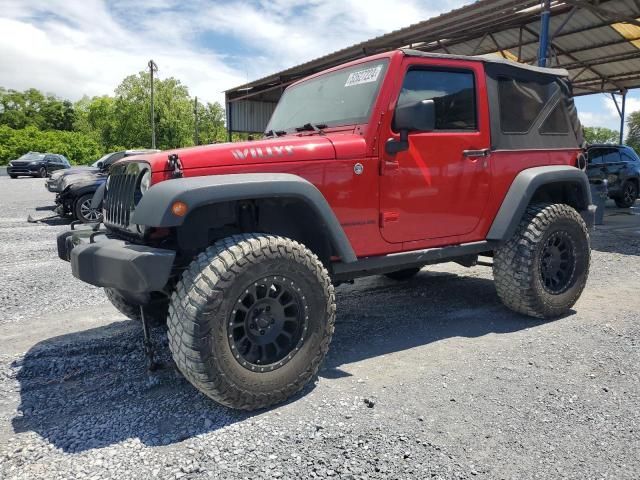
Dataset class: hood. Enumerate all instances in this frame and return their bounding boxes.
[51,167,97,180]
[131,134,367,173]
[61,171,105,190]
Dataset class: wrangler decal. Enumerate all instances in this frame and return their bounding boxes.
[232,145,294,160]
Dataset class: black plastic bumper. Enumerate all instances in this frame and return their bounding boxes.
[57,229,175,293]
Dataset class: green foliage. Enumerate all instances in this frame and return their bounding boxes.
[0,73,230,165]
[626,111,640,153]
[0,125,103,165]
[583,126,619,145]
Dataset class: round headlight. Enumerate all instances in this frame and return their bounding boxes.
[140,170,151,194]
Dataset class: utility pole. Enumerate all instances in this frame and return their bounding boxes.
[148,59,158,149]
[194,96,199,146]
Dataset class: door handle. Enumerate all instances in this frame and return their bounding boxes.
[463,149,490,158]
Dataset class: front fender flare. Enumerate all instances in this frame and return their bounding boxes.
[487,165,592,242]
[131,173,357,263]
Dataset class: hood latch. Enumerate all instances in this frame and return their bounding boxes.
[167,154,184,178]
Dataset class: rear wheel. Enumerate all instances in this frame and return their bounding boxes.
[74,193,103,223]
[493,203,590,319]
[168,234,335,410]
[384,267,421,281]
[104,288,168,326]
[614,181,638,208]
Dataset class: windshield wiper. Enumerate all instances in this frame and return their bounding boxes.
[294,123,327,132]
[264,129,287,137]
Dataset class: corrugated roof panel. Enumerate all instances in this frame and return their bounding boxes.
[611,18,640,48]
[226,0,640,132]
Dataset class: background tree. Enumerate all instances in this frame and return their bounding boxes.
[626,111,640,153]
[0,72,233,165]
[583,126,619,145]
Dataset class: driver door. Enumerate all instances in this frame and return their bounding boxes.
[379,58,491,243]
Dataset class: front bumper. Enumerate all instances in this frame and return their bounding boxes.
[57,228,175,293]
[7,166,39,176]
[46,178,62,192]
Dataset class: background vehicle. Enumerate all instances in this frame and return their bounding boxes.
[53,150,159,222]
[7,152,70,178]
[586,144,640,208]
[58,49,594,410]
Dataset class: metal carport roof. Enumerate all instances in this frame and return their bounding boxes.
[225,0,640,137]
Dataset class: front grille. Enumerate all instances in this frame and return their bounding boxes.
[104,162,146,230]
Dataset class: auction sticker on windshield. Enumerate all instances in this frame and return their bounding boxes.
[345,64,383,87]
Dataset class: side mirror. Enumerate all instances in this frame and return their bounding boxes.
[97,161,104,169]
[386,99,436,155]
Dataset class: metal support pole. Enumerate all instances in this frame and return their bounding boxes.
[148,60,158,149]
[194,96,199,146]
[538,0,552,67]
[227,102,233,142]
[620,89,627,144]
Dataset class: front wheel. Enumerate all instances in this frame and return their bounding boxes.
[168,234,335,410]
[493,203,590,319]
[38,167,47,178]
[9,175,17,179]
[614,181,638,208]
[74,193,103,223]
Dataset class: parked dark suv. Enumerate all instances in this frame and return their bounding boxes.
[586,144,640,208]
[7,152,70,178]
[46,150,135,193]
[55,149,159,222]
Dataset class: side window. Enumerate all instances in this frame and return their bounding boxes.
[602,149,621,164]
[588,149,604,165]
[44,155,55,163]
[621,151,638,162]
[396,69,477,131]
[498,77,557,134]
[539,103,569,134]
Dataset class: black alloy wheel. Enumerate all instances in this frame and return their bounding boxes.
[75,194,103,223]
[539,231,576,294]
[616,181,638,208]
[229,276,307,371]
[38,167,47,178]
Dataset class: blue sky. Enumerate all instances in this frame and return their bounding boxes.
[0,0,634,134]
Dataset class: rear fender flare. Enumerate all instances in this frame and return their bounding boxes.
[487,165,592,241]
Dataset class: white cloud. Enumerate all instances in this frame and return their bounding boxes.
[0,0,467,104]
[578,95,640,132]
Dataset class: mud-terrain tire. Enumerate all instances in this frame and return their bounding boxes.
[104,288,168,326]
[74,193,103,223]
[493,203,590,319]
[168,234,335,410]
[614,180,638,208]
[384,267,421,280]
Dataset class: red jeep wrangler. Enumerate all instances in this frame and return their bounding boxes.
[59,49,594,410]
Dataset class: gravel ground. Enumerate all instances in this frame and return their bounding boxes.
[0,176,639,479]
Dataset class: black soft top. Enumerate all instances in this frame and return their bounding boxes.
[401,49,583,150]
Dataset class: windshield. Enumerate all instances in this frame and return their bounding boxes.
[18,153,45,161]
[266,59,389,133]
[91,153,112,168]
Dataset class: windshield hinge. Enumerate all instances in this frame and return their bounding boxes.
[167,154,184,178]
